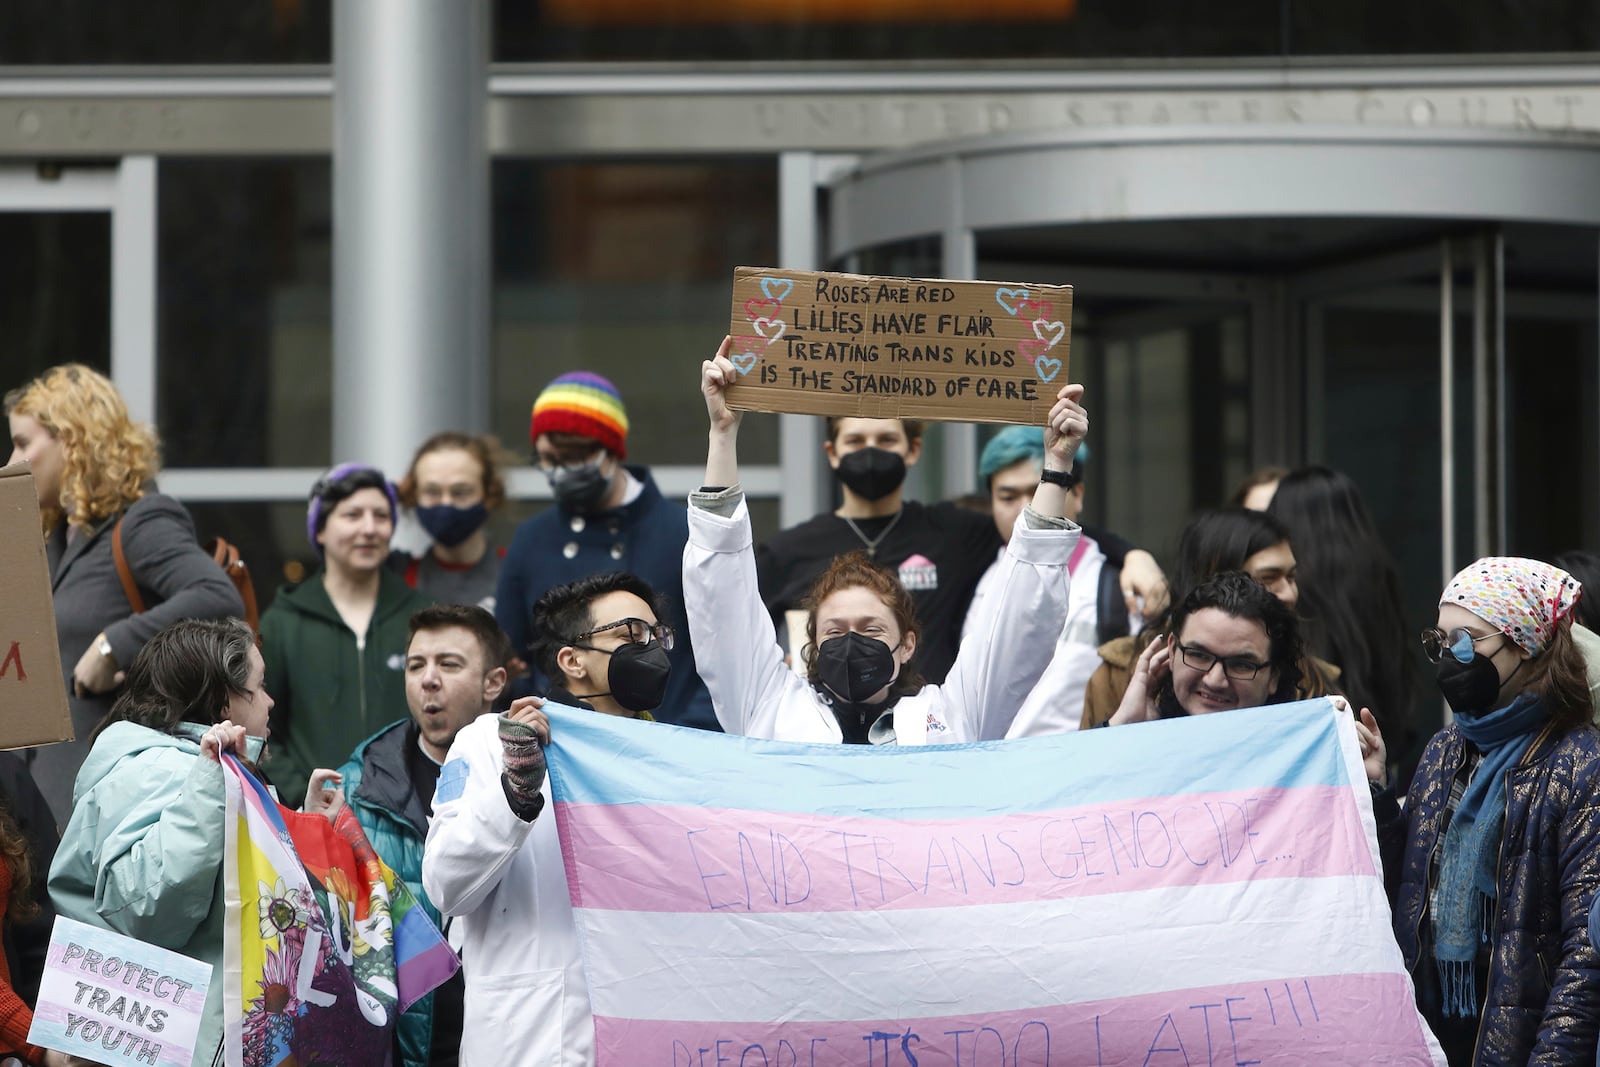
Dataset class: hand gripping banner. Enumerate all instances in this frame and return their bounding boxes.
[544,699,1446,1066]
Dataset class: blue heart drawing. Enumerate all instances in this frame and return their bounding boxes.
[760,277,795,302]
[1036,355,1062,383]
[731,351,760,375]
[995,287,1030,315]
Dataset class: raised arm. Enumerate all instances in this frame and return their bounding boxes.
[702,335,740,488]
[684,344,836,742]
[938,384,1088,740]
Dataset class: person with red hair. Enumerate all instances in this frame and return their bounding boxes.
[685,338,1087,745]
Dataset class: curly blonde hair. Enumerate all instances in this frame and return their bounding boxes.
[4,364,160,534]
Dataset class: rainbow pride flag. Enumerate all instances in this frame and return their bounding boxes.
[545,699,1447,1065]
[220,755,458,1067]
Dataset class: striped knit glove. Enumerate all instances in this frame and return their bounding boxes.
[498,713,547,822]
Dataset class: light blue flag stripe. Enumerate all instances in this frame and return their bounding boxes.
[544,698,1348,819]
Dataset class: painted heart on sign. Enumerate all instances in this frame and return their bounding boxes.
[1018,338,1048,364]
[744,297,782,321]
[1016,299,1054,321]
[1032,319,1067,349]
[731,351,759,376]
[759,277,794,302]
[1036,355,1062,383]
[995,287,1030,315]
[751,317,787,344]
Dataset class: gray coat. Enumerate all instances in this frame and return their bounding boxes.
[30,492,244,826]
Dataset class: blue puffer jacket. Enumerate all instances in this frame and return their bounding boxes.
[1379,718,1600,1066]
[339,720,445,1067]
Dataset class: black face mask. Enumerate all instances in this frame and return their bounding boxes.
[816,631,897,704]
[547,459,613,513]
[834,448,907,502]
[591,639,672,712]
[1436,653,1505,717]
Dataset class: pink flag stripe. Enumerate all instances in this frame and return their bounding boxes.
[593,972,1436,1067]
[555,784,1371,914]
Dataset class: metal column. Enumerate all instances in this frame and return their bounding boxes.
[777,151,824,528]
[333,0,489,475]
[940,157,979,500]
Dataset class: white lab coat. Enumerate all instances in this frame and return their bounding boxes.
[421,714,589,1067]
[963,536,1116,736]
[683,498,1076,744]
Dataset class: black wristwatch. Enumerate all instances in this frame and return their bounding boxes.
[1039,466,1077,489]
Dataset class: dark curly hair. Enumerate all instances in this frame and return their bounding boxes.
[1160,570,1305,715]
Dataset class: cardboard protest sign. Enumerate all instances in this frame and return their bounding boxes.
[725,266,1072,425]
[546,701,1447,1066]
[0,463,73,749]
[29,916,213,1067]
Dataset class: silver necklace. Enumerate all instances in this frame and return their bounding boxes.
[839,509,903,559]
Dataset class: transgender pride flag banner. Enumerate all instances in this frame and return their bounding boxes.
[544,699,1446,1066]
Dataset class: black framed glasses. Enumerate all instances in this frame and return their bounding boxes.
[1420,626,1501,664]
[535,446,605,472]
[572,617,675,651]
[1176,644,1268,680]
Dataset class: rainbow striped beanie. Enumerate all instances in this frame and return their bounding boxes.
[530,371,630,459]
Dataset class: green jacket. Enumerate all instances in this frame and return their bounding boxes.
[260,568,433,806]
[339,720,446,1067]
[48,722,266,1067]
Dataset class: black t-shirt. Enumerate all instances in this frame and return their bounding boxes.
[755,501,1002,684]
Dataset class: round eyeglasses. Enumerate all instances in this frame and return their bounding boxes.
[1420,626,1501,664]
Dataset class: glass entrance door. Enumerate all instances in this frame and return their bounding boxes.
[0,159,156,417]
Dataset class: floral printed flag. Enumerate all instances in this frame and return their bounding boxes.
[220,754,459,1067]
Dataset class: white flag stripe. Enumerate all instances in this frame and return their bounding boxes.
[579,874,1402,1023]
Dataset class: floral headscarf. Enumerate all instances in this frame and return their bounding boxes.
[1440,556,1583,656]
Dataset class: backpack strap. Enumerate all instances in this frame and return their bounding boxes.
[1096,561,1131,646]
[111,517,147,615]
[206,537,261,634]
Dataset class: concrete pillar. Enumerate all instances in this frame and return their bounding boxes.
[333,0,489,476]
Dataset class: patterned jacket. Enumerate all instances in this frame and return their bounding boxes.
[1377,719,1600,1066]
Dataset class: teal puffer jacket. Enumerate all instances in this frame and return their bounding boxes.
[49,721,267,1067]
[339,720,446,1067]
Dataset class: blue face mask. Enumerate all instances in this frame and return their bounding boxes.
[416,502,489,548]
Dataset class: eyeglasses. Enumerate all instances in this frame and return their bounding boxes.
[1420,626,1502,664]
[1176,644,1268,680]
[572,617,675,652]
[535,447,604,472]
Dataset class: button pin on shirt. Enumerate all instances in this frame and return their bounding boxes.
[570,516,585,532]
[563,542,579,559]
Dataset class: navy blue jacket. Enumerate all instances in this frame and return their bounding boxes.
[494,467,717,731]
[1379,719,1600,1065]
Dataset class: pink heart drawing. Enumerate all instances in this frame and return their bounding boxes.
[1036,355,1062,383]
[1032,319,1067,349]
[1016,299,1054,321]
[751,317,786,344]
[1018,338,1048,364]
[731,350,759,376]
[744,297,782,321]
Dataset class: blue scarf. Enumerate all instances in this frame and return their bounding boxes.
[1433,693,1549,1018]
